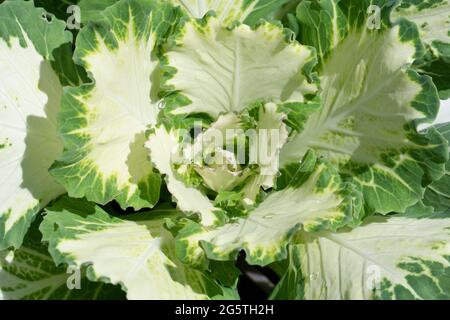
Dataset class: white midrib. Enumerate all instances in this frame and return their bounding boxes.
[291,66,411,158]
[319,232,416,296]
[220,0,234,21]
[231,38,241,112]
[331,0,340,48]
[178,0,215,18]
[124,237,162,283]
[197,0,208,17]
[128,21,157,127]
[241,0,257,20]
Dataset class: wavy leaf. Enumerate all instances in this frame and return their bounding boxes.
[424,122,450,210]
[272,211,450,300]
[0,0,72,249]
[172,0,290,25]
[1,219,125,300]
[146,126,225,226]
[281,1,448,214]
[163,16,317,119]
[393,0,450,99]
[41,197,235,300]
[49,0,183,209]
[176,151,363,267]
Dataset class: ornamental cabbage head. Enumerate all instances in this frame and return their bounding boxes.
[0,0,449,300]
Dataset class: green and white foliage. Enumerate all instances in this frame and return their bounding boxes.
[78,0,119,23]
[393,0,450,99]
[170,0,292,25]
[189,112,252,194]
[0,0,72,250]
[280,0,448,214]
[77,0,292,26]
[50,0,181,210]
[423,122,450,211]
[147,101,291,225]
[272,211,450,300]
[1,0,450,301]
[163,15,317,118]
[176,151,363,268]
[146,125,225,227]
[0,219,125,300]
[34,0,80,21]
[40,197,236,300]
[393,0,449,58]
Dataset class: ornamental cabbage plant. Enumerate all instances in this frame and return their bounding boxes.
[0,0,449,300]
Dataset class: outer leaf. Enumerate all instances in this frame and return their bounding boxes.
[146,126,224,226]
[35,0,79,20]
[0,0,72,249]
[171,0,291,25]
[163,16,317,118]
[78,0,119,23]
[424,122,450,210]
[244,0,293,26]
[290,0,396,66]
[1,219,125,300]
[50,0,183,209]
[51,43,89,87]
[393,0,450,99]
[272,212,450,300]
[177,152,363,267]
[172,0,257,24]
[293,0,349,67]
[41,197,234,300]
[77,0,291,26]
[280,2,448,214]
[393,0,450,59]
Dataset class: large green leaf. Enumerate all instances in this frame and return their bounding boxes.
[162,15,317,119]
[424,122,450,211]
[290,0,395,67]
[176,151,363,268]
[40,197,234,300]
[1,219,125,300]
[77,0,119,23]
[50,0,184,209]
[0,0,73,250]
[272,211,450,300]
[292,0,349,67]
[393,0,450,99]
[280,0,448,214]
[243,0,293,25]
